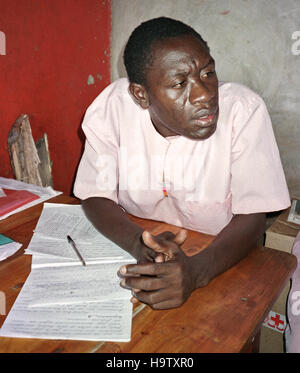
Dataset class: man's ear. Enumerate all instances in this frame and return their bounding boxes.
[129,83,150,109]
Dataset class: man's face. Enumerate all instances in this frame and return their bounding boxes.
[140,34,219,140]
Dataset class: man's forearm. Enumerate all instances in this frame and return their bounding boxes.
[82,198,266,290]
[81,197,144,258]
[190,213,267,288]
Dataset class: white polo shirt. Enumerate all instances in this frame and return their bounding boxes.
[73,78,290,235]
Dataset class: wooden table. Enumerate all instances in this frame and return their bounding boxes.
[0,195,297,353]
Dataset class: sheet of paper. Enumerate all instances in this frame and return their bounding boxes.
[0,177,62,220]
[27,203,135,264]
[33,203,101,242]
[24,262,134,307]
[29,251,135,268]
[0,291,133,341]
[30,253,79,268]
[25,231,134,263]
[1,202,135,342]
[0,242,22,261]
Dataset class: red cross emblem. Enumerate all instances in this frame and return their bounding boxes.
[267,313,285,332]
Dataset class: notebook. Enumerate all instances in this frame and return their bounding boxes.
[0,189,39,217]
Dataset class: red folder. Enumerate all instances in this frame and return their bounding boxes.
[0,189,39,217]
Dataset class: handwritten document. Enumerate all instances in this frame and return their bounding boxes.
[33,203,101,242]
[0,288,132,341]
[27,234,134,266]
[25,203,135,265]
[0,203,136,342]
[26,263,132,307]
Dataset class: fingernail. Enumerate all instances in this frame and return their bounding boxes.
[119,265,127,274]
[155,254,164,263]
[120,279,126,287]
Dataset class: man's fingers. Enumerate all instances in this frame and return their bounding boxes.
[143,229,187,253]
[119,262,172,277]
[142,230,174,260]
[173,229,188,245]
[132,288,182,309]
[118,267,140,278]
[155,253,164,263]
[121,275,165,292]
[142,230,162,251]
[142,230,178,261]
[130,296,139,304]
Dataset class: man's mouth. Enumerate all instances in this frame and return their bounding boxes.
[196,113,214,121]
[191,110,218,127]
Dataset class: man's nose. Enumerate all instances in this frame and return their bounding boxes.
[189,79,214,105]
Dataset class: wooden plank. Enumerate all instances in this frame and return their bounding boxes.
[7,115,43,186]
[35,133,53,187]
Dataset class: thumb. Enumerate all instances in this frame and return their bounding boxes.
[142,230,172,260]
[142,230,164,252]
[173,229,188,245]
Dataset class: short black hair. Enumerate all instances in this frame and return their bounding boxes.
[123,17,208,87]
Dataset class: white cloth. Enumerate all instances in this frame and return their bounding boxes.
[74,78,290,235]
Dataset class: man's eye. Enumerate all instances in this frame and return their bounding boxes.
[173,81,186,88]
[202,70,215,79]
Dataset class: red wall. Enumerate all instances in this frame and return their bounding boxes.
[0,0,111,194]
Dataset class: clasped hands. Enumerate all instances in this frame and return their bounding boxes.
[118,229,197,310]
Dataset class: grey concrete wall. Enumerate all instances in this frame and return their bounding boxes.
[111,0,300,198]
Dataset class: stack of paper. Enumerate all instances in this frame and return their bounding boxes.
[0,189,40,217]
[0,177,62,220]
[0,203,136,342]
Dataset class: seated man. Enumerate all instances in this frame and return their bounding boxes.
[73,17,290,310]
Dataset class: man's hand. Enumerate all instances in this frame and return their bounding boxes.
[83,197,266,310]
[119,256,196,310]
[132,229,187,264]
[120,228,194,309]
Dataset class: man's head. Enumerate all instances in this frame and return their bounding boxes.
[124,17,219,141]
[123,17,208,87]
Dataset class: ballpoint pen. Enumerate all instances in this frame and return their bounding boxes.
[67,235,86,266]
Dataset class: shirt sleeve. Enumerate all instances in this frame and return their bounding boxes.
[73,83,121,203]
[230,93,291,214]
